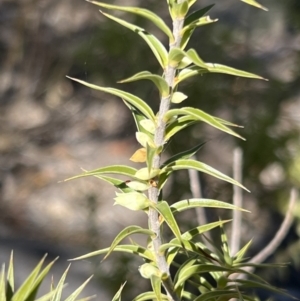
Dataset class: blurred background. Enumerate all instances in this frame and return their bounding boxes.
[0,0,299,299]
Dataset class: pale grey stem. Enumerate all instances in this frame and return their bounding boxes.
[230,147,243,256]
[231,188,297,280]
[147,5,185,301]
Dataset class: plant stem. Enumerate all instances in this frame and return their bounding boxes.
[147,7,185,301]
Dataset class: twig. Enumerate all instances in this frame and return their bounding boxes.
[232,188,297,279]
[230,147,243,256]
[249,188,297,265]
[188,156,211,241]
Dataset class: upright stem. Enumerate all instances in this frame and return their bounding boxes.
[147,8,185,301]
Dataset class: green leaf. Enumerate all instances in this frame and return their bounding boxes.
[171,1,189,19]
[175,264,235,289]
[139,264,160,279]
[161,142,206,167]
[204,62,268,80]
[7,251,14,300]
[233,239,253,262]
[102,225,154,261]
[114,192,150,211]
[240,0,268,11]
[126,180,150,191]
[146,143,156,173]
[235,279,292,298]
[101,11,168,69]
[112,282,126,301]
[171,92,188,104]
[133,292,168,301]
[70,244,154,262]
[164,107,244,140]
[176,64,267,85]
[194,290,239,301]
[64,276,93,301]
[93,175,134,193]
[123,101,148,134]
[165,116,197,141]
[181,17,218,49]
[64,165,137,182]
[160,159,249,191]
[184,5,215,26]
[119,71,169,97]
[51,265,70,301]
[0,264,5,301]
[26,258,58,301]
[140,119,156,134]
[66,77,155,120]
[150,275,162,301]
[151,201,182,244]
[136,132,155,148]
[135,167,160,180]
[171,199,248,214]
[220,224,232,266]
[86,1,174,41]
[181,220,232,241]
[12,255,56,301]
[168,48,186,67]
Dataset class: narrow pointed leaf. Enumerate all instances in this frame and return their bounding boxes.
[87,1,174,40]
[64,165,137,182]
[150,275,162,301]
[234,239,253,262]
[146,143,156,173]
[181,17,218,49]
[119,71,169,97]
[161,159,249,191]
[0,265,5,301]
[235,279,292,298]
[133,292,168,301]
[181,220,232,241]
[93,175,134,193]
[194,290,239,301]
[52,265,70,301]
[165,116,197,141]
[64,276,93,301]
[101,12,168,68]
[67,76,155,120]
[164,107,244,139]
[241,0,268,11]
[151,201,182,243]
[35,290,59,301]
[112,282,126,301]
[204,62,268,80]
[123,100,148,134]
[7,251,14,299]
[70,244,154,261]
[184,5,215,26]
[161,142,206,167]
[171,199,249,214]
[11,256,45,301]
[102,226,154,261]
[26,258,58,301]
[176,64,267,85]
[175,264,234,289]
